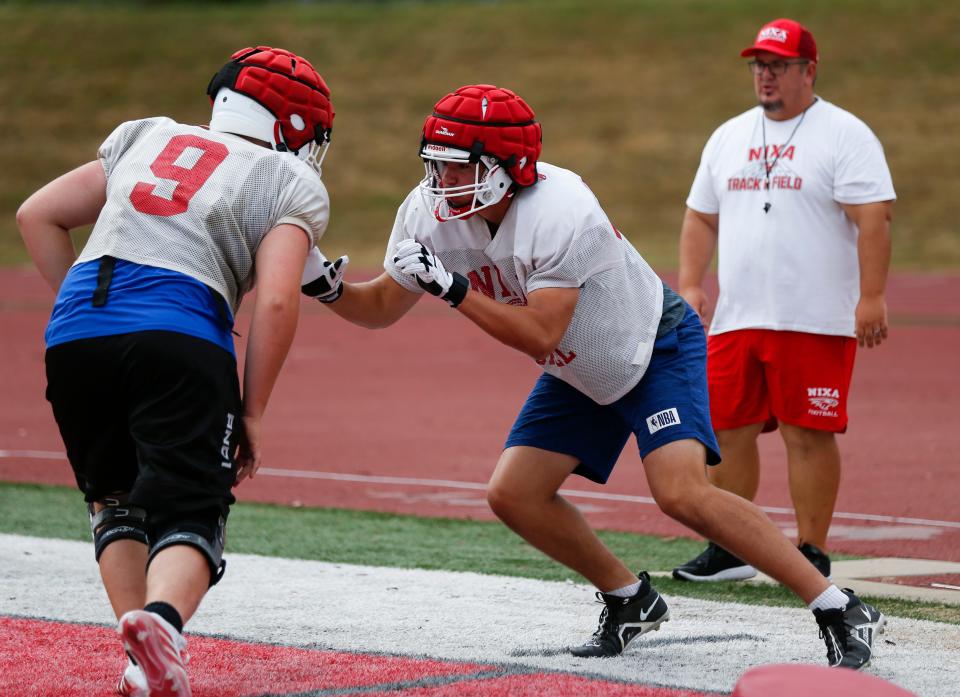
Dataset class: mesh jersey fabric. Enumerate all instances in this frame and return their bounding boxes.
[385,162,664,405]
[76,117,330,312]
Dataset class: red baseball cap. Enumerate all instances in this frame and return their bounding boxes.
[741,18,818,62]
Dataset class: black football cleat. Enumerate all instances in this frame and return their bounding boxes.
[672,541,757,582]
[813,590,886,669]
[570,572,670,657]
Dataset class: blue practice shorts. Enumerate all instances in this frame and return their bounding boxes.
[505,306,721,484]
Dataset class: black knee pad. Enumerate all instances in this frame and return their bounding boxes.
[148,509,227,587]
[88,496,149,561]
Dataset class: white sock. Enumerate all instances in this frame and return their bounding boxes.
[605,580,641,598]
[808,585,849,612]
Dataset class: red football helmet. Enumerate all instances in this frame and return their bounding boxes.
[419,84,542,221]
[207,46,335,173]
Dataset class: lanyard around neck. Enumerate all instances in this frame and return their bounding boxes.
[760,97,818,213]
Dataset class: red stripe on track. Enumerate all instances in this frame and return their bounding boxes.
[0,616,491,696]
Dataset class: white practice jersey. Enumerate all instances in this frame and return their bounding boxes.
[686,98,895,337]
[77,117,329,312]
[384,162,664,405]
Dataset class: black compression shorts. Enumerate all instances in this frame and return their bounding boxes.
[45,330,241,518]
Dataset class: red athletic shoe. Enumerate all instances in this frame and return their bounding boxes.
[118,610,190,696]
[116,658,147,697]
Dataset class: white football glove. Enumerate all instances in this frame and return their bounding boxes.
[393,238,469,307]
[301,247,349,303]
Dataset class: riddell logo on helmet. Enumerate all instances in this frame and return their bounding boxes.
[424,144,448,153]
[758,27,789,43]
[436,126,456,137]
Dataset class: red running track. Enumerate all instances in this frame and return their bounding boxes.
[1,268,958,561]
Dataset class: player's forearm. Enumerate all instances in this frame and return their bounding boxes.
[242,293,300,419]
[456,289,567,361]
[678,209,718,293]
[16,217,76,292]
[17,161,106,293]
[326,274,417,329]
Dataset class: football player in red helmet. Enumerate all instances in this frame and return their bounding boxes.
[306,82,884,666]
[18,46,336,696]
[207,46,334,174]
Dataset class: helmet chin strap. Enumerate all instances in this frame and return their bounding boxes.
[272,121,288,152]
[435,198,477,222]
[266,117,328,176]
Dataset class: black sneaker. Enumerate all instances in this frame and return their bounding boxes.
[570,572,670,657]
[799,543,832,579]
[672,542,757,582]
[813,590,886,669]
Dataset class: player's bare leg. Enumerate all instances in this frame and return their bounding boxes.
[100,541,151,697]
[117,546,208,697]
[672,424,763,581]
[707,423,764,499]
[646,439,829,603]
[145,546,211,625]
[90,502,150,620]
[780,423,840,551]
[487,446,637,592]
[98,540,149,619]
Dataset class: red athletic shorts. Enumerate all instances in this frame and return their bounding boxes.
[707,329,857,433]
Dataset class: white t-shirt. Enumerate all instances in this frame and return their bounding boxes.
[686,98,895,336]
[384,162,664,405]
[77,117,329,311]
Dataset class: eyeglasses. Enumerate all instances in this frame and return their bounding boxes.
[747,59,809,76]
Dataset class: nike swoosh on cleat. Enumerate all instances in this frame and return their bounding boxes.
[638,601,660,621]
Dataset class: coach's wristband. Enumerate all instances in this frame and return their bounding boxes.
[443,272,469,308]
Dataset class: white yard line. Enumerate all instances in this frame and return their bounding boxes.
[2,534,958,696]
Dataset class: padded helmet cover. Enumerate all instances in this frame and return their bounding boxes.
[207,46,334,153]
[421,84,541,187]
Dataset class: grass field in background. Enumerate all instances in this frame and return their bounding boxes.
[2,481,956,624]
[1,0,958,270]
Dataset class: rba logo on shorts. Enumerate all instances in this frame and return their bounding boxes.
[807,387,839,417]
[220,413,235,469]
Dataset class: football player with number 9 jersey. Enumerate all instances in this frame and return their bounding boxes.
[17,46,334,696]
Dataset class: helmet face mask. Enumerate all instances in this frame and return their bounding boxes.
[419,145,513,222]
[207,46,334,175]
[297,139,331,176]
